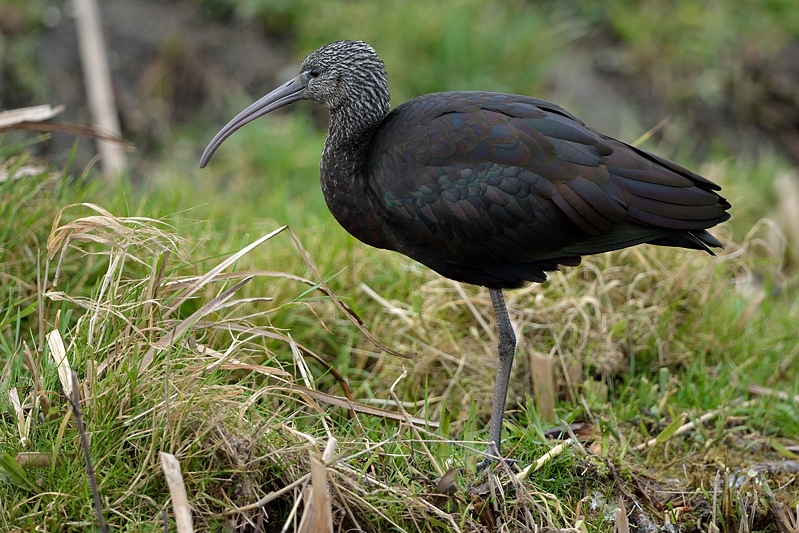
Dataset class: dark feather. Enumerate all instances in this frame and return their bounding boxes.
[367,92,730,288]
[201,40,733,466]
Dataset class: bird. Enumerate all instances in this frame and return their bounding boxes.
[200,40,731,469]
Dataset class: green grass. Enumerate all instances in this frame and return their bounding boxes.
[2,138,797,530]
[3,0,799,530]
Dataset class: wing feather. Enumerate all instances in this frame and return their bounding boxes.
[368,91,730,288]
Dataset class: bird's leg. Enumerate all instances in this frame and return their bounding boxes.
[477,288,517,471]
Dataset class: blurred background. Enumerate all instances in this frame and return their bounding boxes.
[2,0,798,242]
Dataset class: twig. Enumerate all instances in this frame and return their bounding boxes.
[67,372,108,533]
[0,104,63,128]
[160,452,193,533]
[516,438,575,481]
[276,382,435,428]
[633,400,757,452]
[73,0,126,176]
[165,269,363,322]
[746,384,799,404]
[0,120,130,144]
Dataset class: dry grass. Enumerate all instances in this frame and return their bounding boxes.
[6,205,579,531]
[346,218,781,434]
[2,182,798,531]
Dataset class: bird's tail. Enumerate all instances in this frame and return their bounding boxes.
[648,229,724,255]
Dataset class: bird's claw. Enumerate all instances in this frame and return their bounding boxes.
[476,455,518,473]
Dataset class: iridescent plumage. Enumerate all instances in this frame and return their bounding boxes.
[201,40,730,468]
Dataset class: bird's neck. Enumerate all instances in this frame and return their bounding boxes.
[319,109,389,249]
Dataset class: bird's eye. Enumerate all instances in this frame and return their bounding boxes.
[309,69,321,78]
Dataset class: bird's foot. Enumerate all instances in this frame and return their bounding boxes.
[476,441,518,473]
[476,454,518,473]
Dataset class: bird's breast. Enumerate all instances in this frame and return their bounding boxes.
[319,164,394,251]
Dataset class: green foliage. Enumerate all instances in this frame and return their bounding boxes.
[561,0,799,114]
[3,0,799,529]
[206,0,587,103]
[0,142,105,341]
[0,452,36,492]
[0,1,53,107]
[3,124,799,533]
[292,0,588,103]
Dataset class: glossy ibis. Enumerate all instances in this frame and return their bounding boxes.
[200,40,731,468]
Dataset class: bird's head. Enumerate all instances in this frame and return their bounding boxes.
[200,40,389,168]
[301,40,389,112]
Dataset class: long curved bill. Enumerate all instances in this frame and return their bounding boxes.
[200,75,308,168]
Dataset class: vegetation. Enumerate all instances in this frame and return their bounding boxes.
[2,1,798,531]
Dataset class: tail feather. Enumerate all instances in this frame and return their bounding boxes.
[648,229,724,254]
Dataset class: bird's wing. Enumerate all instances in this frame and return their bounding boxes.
[368,92,729,287]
